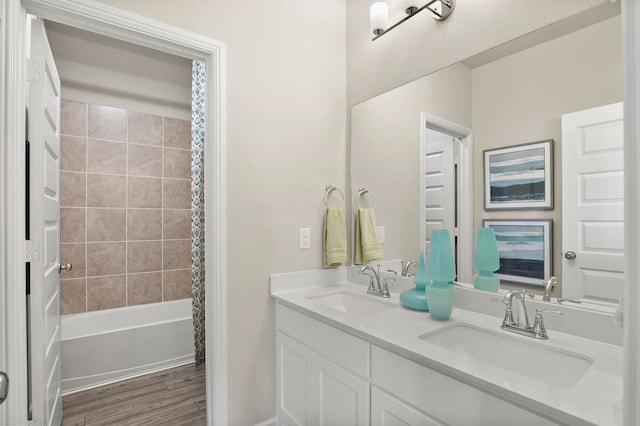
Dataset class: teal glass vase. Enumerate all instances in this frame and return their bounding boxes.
[473,227,500,292]
[399,250,429,311]
[425,230,455,320]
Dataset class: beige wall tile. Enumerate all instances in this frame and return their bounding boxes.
[127,272,162,305]
[61,208,85,243]
[60,243,86,279]
[87,139,127,175]
[127,209,162,241]
[164,117,191,149]
[60,172,86,207]
[61,278,87,315]
[163,240,192,270]
[86,174,126,207]
[163,179,191,209]
[128,144,162,177]
[163,209,191,240]
[163,269,192,301]
[61,135,86,172]
[163,148,191,179]
[88,104,127,142]
[128,177,162,208]
[127,240,162,273]
[86,242,126,277]
[128,111,163,146]
[87,208,126,242]
[87,275,126,311]
[60,99,87,137]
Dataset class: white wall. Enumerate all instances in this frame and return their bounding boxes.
[472,15,623,294]
[346,0,618,106]
[351,63,471,265]
[45,21,192,120]
[97,0,347,424]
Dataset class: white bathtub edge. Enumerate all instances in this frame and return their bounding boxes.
[62,353,194,396]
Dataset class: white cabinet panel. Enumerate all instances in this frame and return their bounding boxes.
[314,356,369,426]
[277,332,313,426]
[277,304,370,377]
[371,387,444,426]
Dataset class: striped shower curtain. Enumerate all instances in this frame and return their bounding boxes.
[191,60,206,365]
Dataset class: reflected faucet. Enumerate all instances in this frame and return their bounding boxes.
[542,276,558,301]
[402,260,417,277]
[359,264,390,298]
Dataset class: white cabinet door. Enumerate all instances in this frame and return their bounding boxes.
[277,332,313,426]
[313,355,369,426]
[371,387,444,426]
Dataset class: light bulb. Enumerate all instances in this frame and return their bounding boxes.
[370,2,388,36]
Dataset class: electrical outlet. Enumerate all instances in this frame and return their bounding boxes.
[299,227,311,249]
[377,226,385,243]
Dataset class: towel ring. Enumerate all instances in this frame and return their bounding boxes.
[324,185,344,208]
[356,187,376,209]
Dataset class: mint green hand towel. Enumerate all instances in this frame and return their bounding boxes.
[323,207,347,268]
[354,208,383,265]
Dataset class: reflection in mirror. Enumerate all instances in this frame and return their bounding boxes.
[350,10,622,302]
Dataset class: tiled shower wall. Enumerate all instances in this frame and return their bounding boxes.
[59,99,193,315]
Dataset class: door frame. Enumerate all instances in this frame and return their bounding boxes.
[1,0,228,425]
[420,113,473,283]
[623,0,640,423]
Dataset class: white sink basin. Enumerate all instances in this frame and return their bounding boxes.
[307,291,397,316]
[419,323,594,389]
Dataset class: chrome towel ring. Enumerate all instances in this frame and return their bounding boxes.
[356,187,376,209]
[324,185,344,208]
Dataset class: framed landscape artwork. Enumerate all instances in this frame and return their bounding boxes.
[483,140,553,210]
[483,219,552,286]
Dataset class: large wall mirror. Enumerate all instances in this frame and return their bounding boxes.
[350,4,622,303]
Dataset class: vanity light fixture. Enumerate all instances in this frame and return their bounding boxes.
[370,0,455,41]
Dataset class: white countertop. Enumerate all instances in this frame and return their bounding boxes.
[271,270,623,426]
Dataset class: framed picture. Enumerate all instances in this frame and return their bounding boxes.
[483,139,553,210]
[483,219,552,286]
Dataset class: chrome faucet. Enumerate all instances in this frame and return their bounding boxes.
[542,276,558,301]
[359,264,390,298]
[401,259,417,277]
[499,290,561,340]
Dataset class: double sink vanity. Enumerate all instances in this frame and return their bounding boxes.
[271,267,622,425]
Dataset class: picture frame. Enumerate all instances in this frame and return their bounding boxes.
[483,139,553,210]
[483,219,552,286]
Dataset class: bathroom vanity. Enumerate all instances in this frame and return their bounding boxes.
[271,268,622,425]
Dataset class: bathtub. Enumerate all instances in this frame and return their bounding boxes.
[61,299,195,395]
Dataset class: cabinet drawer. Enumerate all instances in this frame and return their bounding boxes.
[371,345,558,425]
[276,303,370,378]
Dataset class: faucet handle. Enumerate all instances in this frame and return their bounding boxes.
[382,277,395,298]
[532,308,562,339]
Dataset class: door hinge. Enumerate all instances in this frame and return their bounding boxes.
[25,240,40,262]
[26,60,40,83]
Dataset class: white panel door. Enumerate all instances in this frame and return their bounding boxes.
[562,102,624,302]
[27,18,63,426]
[423,133,455,258]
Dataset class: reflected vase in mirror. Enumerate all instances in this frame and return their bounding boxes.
[473,227,500,292]
[425,230,455,320]
[399,249,430,311]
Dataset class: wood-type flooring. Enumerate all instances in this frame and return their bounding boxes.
[61,363,206,426]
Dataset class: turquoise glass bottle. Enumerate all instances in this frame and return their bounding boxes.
[473,227,500,292]
[399,250,429,311]
[425,230,455,320]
